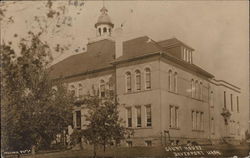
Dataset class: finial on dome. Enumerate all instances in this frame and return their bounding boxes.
[100,6,108,14]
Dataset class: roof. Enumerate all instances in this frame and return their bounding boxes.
[158,38,195,51]
[116,36,162,61]
[50,36,213,80]
[95,7,114,28]
[49,39,115,80]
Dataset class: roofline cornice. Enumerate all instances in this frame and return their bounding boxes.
[51,65,114,82]
[209,79,241,92]
[110,51,161,65]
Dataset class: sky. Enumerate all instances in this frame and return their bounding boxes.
[1,1,249,117]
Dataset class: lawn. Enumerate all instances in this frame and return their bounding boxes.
[21,144,250,158]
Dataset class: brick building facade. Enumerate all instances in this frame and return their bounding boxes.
[50,7,244,147]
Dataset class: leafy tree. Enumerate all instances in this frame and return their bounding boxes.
[1,32,75,151]
[1,0,85,151]
[77,89,133,158]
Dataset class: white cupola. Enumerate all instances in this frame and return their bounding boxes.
[95,6,114,37]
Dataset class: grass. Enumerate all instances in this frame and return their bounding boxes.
[21,144,250,158]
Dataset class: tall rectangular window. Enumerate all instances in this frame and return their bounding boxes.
[237,96,239,113]
[170,105,179,128]
[100,80,105,97]
[146,105,152,127]
[76,110,81,129]
[168,70,172,91]
[211,118,215,134]
[136,106,142,127]
[175,107,179,128]
[170,106,174,128]
[196,112,200,130]
[127,108,132,127]
[224,91,226,108]
[230,94,233,111]
[200,112,204,130]
[192,111,196,129]
[210,91,214,107]
[183,48,186,61]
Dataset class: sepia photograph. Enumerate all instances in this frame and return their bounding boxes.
[1,0,249,157]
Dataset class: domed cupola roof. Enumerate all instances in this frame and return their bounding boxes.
[95,6,114,28]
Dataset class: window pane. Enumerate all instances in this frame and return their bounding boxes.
[175,107,179,128]
[196,112,200,130]
[126,72,132,92]
[146,106,152,127]
[237,96,239,112]
[127,108,132,127]
[231,94,233,111]
[224,91,226,108]
[168,70,172,91]
[136,71,141,90]
[174,73,177,93]
[100,80,105,97]
[137,107,141,127]
[200,112,203,130]
[76,111,81,129]
[191,80,194,98]
[145,68,151,89]
[192,111,195,129]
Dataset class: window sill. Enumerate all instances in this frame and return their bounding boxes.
[169,127,180,130]
[192,129,204,132]
[129,127,153,130]
[124,89,152,95]
[168,90,178,95]
[191,97,204,102]
[169,91,205,103]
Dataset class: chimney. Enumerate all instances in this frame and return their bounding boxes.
[114,27,123,59]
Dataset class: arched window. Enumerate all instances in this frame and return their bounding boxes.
[145,68,151,90]
[125,72,132,93]
[135,70,141,91]
[103,27,107,33]
[195,80,199,99]
[191,79,194,98]
[174,72,178,93]
[98,28,101,35]
[108,28,111,35]
[200,82,203,100]
[168,70,172,91]
[100,79,105,97]
[78,84,83,99]
[70,85,76,96]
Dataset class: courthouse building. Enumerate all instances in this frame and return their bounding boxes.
[50,7,244,146]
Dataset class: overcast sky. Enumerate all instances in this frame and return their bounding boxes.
[2,1,249,100]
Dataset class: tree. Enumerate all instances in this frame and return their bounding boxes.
[78,89,133,158]
[1,32,75,151]
[1,0,85,151]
